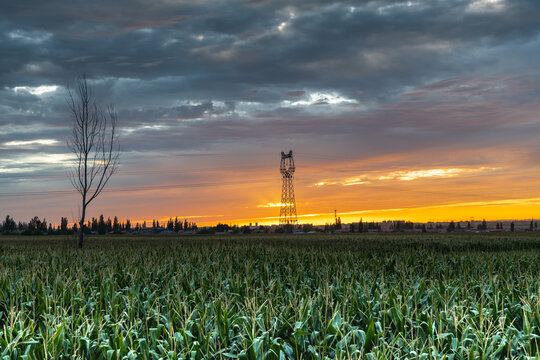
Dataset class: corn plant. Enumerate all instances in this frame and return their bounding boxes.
[0,233,538,359]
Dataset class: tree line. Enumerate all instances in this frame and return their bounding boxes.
[1,215,197,235]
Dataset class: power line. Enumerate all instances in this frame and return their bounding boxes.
[0,178,274,198]
[0,164,273,181]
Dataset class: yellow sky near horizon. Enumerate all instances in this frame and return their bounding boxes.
[119,160,540,226]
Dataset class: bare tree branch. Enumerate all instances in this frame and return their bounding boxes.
[67,74,120,248]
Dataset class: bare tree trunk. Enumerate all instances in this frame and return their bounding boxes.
[78,203,86,249]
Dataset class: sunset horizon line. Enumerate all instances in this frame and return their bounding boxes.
[39,195,540,228]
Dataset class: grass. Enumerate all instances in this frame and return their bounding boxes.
[0,233,539,359]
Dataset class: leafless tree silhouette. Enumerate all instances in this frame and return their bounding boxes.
[67,75,119,248]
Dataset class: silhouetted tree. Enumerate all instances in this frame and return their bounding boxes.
[478,219,487,231]
[60,217,69,231]
[2,215,16,233]
[447,220,455,232]
[67,74,120,248]
[113,216,119,232]
[98,214,106,235]
[28,216,41,232]
[510,222,515,232]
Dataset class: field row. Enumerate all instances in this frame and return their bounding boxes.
[0,234,539,359]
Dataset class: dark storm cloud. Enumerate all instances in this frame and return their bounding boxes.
[3,0,539,91]
[2,0,540,178]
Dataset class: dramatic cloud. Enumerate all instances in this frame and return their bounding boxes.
[1,0,540,224]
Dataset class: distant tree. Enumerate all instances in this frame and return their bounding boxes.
[510,222,515,232]
[478,219,487,231]
[98,214,106,235]
[215,223,229,232]
[447,221,455,232]
[113,216,119,232]
[174,217,181,232]
[336,217,341,229]
[106,217,112,233]
[2,215,17,233]
[530,220,534,231]
[467,221,471,230]
[72,222,78,232]
[167,218,174,231]
[349,223,355,233]
[28,216,42,232]
[67,74,120,248]
[422,224,427,233]
[125,219,131,232]
[60,217,68,231]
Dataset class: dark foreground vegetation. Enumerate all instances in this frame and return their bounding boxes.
[0,234,539,359]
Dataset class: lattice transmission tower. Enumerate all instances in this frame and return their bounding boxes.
[279,150,297,225]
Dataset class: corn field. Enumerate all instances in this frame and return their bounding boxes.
[0,234,539,359]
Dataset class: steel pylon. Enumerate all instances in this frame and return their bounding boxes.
[279,150,297,225]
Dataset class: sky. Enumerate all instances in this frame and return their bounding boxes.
[2,0,540,226]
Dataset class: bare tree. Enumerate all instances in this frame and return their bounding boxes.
[67,75,119,248]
